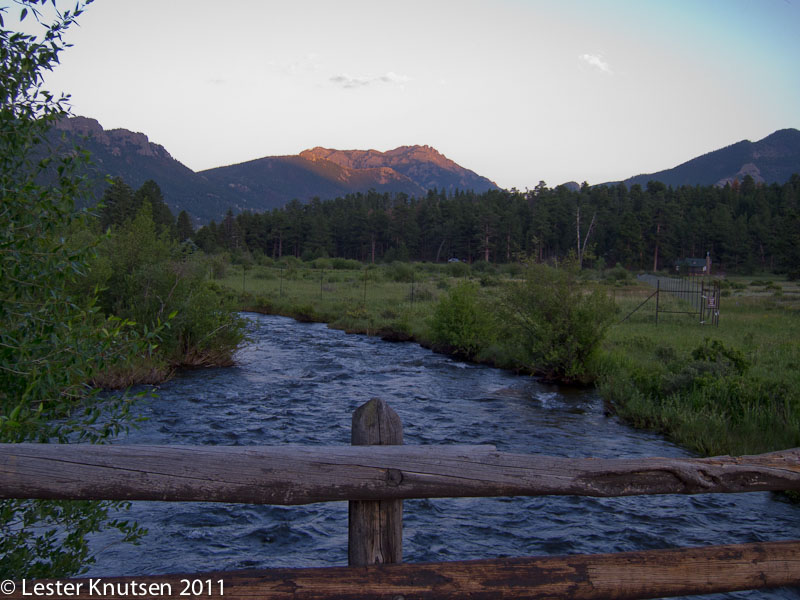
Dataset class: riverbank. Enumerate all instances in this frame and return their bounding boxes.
[84,311,800,581]
[222,262,800,460]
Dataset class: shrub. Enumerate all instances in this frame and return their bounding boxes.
[501,262,524,277]
[331,257,362,270]
[94,205,245,368]
[500,262,616,383]
[386,261,415,282]
[429,282,494,359]
[605,263,630,282]
[446,261,470,278]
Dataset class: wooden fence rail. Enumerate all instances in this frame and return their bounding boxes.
[5,541,800,600]
[2,398,799,599]
[3,443,800,504]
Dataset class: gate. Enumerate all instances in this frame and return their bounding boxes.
[621,275,720,325]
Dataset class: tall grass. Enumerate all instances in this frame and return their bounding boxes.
[218,261,800,458]
[599,283,800,456]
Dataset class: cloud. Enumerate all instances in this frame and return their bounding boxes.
[579,53,612,73]
[330,74,372,89]
[330,71,411,89]
[379,71,411,85]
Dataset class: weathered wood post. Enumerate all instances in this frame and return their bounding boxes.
[348,398,403,566]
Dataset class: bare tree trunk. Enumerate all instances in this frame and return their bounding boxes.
[576,205,581,266]
[435,238,446,263]
[653,222,661,272]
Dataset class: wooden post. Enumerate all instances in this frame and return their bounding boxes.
[348,398,403,566]
[655,278,660,325]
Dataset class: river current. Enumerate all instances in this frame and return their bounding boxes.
[87,313,800,598]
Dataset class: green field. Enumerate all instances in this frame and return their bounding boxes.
[217,261,800,459]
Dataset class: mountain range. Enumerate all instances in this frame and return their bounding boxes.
[619,128,800,188]
[51,117,497,223]
[51,117,800,223]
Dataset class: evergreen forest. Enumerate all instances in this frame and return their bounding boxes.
[192,176,800,277]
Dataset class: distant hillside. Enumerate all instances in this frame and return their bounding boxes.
[298,145,497,194]
[200,145,497,210]
[621,128,800,188]
[51,117,239,222]
[51,117,497,223]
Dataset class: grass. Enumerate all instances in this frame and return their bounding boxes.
[599,279,800,456]
[222,263,447,339]
[216,261,800,459]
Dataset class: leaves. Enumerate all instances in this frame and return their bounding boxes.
[1,0,148,578]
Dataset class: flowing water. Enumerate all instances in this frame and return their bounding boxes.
[87,313,800,598]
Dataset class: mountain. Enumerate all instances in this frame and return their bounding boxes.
[50,117,498,223]
[51,117,240,222]
[621,128,800,188]
[199,145,497,210]
[299,145,496,194]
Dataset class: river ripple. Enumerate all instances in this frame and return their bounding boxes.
[87,314,800,598]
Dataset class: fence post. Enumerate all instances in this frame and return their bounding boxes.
[655,279,660,325]
[348,398,403,566]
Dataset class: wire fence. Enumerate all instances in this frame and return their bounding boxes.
[632,274,720,326]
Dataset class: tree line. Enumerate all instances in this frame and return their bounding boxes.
[192,175,800,277]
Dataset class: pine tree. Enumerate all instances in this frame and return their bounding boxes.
[176,210,194,241]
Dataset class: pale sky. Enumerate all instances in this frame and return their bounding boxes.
[14,0,800,189]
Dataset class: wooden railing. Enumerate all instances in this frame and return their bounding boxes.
[2,398,799,599]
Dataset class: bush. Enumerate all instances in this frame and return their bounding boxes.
[331,257,363,270]
[501,262,616,383]
[604,263,630,282]
[94,204,245,369]
[500,262,524,277]
[385,261,415,282]
[0,0,149,577]
[446,261,470,278]
[429,282,495,359]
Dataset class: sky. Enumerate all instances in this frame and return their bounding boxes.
[11,0,800,189]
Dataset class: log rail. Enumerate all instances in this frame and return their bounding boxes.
[1,398,799,599]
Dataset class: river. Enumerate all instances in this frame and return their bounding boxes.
[87,313,800,598]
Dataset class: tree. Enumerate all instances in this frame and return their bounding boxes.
[500,260,616,383]
[134,179,174,236]
[176,209,194,242]
[1,0,146,577]
[99,177,136,230]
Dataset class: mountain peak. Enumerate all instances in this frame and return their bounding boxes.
[620,128,800,188]
[50,116,500,223]
[297,145,495,191]
[55,115,173,160]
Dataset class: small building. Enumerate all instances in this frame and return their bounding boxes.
[674,252,712,276]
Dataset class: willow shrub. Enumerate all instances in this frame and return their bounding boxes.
[500,262,617,383]
[1,0,150,577]
[429,281,495,360]
[91,202,245,374]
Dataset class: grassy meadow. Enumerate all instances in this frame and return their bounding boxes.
[215,258,800,459]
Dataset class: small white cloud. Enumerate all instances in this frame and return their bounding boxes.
[330,74,372,89]
[379,71,410,84]
[330,71,411,89]
[579,53,612,73]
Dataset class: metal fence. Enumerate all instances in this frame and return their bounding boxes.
[622,275,720,325]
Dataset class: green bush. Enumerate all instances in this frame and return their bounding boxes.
[501,262,616,383]
[0,0,149,577]
[500,262,524,277]
[429,282,495,359]
[604,263,630,282]
[331,257,363,270]
[94,204,245,369]
[446,261,470,278]
[386,261,415,282]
